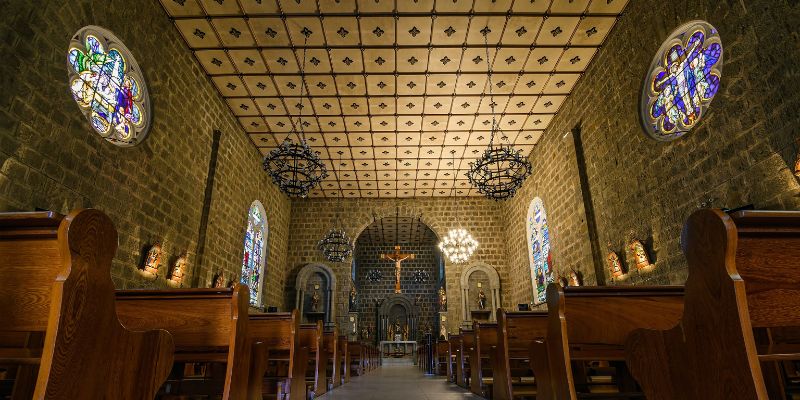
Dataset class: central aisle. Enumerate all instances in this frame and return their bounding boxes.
[318,365,482,400]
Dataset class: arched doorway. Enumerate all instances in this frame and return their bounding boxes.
[351,215,443,348]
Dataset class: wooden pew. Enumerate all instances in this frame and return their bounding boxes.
[0,209,174,399]
[533,284,684,400]
[322,329,339,390]
[299,321,323,398]
[348,341,364,376]
[458,328,475,389]
[471,322,498,397]
[626,209,800,400]
[436,340,450,376]
[115,284,250,399]
[247,310,302,400]
[338,336,350,384]
[493,310,548,400]
[448,334,462,383]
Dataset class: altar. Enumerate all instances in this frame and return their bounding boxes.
[379,340,418,363]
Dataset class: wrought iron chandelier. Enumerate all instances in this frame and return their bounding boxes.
[317,153,353,263]
[439,149,479,264]
[263,31,327,198]
[466,28,532,201]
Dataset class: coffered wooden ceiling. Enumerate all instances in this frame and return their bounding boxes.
[159,0,628,198]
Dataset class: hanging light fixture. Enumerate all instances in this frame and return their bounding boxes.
[466,27,532,201]
[263,29,327,198]
[317,153,353,263]
[439,150,479,264]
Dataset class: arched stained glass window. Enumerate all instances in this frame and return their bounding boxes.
[241,201,268,307]
[640,20,722,141]
[66,26,151,146]
[526,197,554,304]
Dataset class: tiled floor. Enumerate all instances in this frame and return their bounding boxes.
[318,365,482,400]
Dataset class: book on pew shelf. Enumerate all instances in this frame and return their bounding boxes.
[588,385,619,393]
[587,375,613,383]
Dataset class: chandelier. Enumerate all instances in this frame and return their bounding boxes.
[317,153,353,263]
[317,227,353,263]
[262,31,327,198]
[439,149,479,264]
[466,27,532,201]
[439,228,479,264]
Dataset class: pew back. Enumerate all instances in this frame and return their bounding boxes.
[116,284,250,399]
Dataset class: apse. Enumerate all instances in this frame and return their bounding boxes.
[352,216,443,345]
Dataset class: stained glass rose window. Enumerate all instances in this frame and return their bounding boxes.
[67,26,151,146]
[640,21,722,141]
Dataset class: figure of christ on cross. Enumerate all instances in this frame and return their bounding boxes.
[380,245,415,293]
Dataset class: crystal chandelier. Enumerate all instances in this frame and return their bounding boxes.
[317,154,353,263]
[439,228,479,264]
[439,149,479,264]
[263,30,327,198]
[466,27,532,201]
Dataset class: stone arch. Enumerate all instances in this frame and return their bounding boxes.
[350,203,444,244]
[460,261,501,323]
[295,263,337,328]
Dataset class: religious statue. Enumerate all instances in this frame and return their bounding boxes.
[380,245,415,294]
[140,242,162,278]
[361,327,369,340]
[310,288,321,312]
[477,289,487,310]
[212,270,225,288]
[438,286,447,312]
[439,316,448,340]
[227,273,238,288]
[169,252,188,287]
[388,318,402,341]
[607,242,625,278]
[629,238,654,271]
[348,284,357,311]
[568,268,582,287]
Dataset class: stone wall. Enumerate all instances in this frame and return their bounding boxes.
[0,0,290,306]
[286,197,507,334]
[354,242,441,342]
[502,0,800,306]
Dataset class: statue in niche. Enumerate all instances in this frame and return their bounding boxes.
[438,286,447,312]
[477,288,487,310]
[141,242,162,278]
[169,252,188,287]
[212,270,225,288]
[388,318,403,341]
[310,286,321,312]
[361,327,370,340]
[607,242,625,278]
[629,237,654,271]
[227,273,238,288]
[348,284,357,311]
[568,268,582,287]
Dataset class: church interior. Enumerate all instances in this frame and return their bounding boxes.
[1,0,799,399]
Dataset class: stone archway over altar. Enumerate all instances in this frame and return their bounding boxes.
[377,293,419,342]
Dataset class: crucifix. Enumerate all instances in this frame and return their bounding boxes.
[380,245,415,294]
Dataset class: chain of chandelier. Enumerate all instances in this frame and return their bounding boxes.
[263,26,533,264]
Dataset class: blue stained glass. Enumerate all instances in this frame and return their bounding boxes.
[527,197,553,304]
[241,202,268,307]
[67,28,149,145]
[641,21,723,141]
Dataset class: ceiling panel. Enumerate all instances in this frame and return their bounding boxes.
[159,0,628,197]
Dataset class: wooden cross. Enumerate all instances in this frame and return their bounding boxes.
[380,245,415,294]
